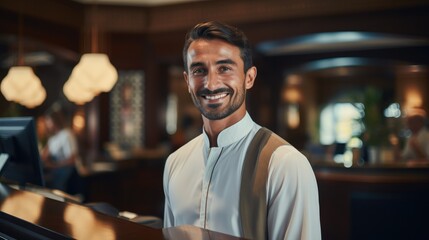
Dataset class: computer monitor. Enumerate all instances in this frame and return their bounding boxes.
[0,117,45,187]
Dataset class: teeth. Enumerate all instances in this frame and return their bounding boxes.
[205,93,227,100]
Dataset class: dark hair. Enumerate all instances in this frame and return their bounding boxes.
[182,21,253,73]
[45,104,66,129]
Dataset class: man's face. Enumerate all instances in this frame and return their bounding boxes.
[184,39,256,120]
[44,117,55,134]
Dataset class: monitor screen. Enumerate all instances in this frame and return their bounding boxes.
[0,117,45,187]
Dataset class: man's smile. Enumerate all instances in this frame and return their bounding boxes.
[203,93,228,100]
[198,88,232,102]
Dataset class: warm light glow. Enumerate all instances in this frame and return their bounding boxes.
[0,191,44,223]
[63,53,118,105]
[73,111,85,132]
[408,65,422,73]
[64,204,115,239]
[283,88,301,103]
[286,104,300,129]
[20,87,46,108]
[63,76,95,105]
[286,74,302,85]
[0,66,46,108]
[78,54,118,92]
[404,88,422,110]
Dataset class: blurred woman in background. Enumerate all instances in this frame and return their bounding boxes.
[41,105,80,193]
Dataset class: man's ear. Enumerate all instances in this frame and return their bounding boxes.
[183,71,190,93]
[245,66,257,89]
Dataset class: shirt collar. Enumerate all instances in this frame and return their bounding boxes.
[203,112,254,148]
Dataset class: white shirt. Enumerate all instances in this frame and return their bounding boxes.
[47,128,78,163]
[163,113,321,239]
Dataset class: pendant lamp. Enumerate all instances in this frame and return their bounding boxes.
[0,14,46,108]
[64,4,118,105]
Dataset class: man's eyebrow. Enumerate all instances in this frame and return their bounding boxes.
[189,62,205,69]
[189,59,237,69]
[216,59,237,65]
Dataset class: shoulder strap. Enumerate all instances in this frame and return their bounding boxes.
[240,127,288,240]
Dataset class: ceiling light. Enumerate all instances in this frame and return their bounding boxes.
[0,14,46,108]
[63,5,118,105]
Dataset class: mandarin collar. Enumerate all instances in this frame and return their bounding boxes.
[203,112,254,148]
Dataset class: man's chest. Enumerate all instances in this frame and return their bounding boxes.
[169,149,245,220]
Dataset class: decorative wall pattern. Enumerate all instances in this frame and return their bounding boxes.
[110,70,144,148]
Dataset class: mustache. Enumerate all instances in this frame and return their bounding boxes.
[197,88,232,96]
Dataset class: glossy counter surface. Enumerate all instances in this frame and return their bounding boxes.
[0,182,245,240]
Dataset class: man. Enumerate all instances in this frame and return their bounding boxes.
[163,21,321,240]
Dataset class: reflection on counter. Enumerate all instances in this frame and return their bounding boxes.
[0,182,248,240]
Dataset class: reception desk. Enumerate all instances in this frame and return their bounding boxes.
[313,161,429,240]
[16,156,428,240]
[0,182,245,240]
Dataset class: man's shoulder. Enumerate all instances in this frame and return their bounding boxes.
[168,134,204,158]
[254,128,309,165]
[252,127,291,150]
[247,127,309,166]
[165,134,204,173]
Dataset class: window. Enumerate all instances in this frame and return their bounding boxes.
[320,103,364,145]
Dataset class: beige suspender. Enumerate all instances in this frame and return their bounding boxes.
[240,127,288,240]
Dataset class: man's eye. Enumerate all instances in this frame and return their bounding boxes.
[192,68,206,75]
[219,66,231,73]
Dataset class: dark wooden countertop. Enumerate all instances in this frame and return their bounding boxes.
[0,182,246,240]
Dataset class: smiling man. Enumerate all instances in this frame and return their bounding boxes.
[163,21,321,240]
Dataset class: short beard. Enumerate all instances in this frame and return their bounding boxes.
[191,87,245,120]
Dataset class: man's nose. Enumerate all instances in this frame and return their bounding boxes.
[205,71,220,90]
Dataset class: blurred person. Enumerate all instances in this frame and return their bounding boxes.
[163,21,320,240]
[41,106,81,193]
[396,108,429,161]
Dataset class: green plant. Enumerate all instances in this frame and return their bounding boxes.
[352,86,388,146]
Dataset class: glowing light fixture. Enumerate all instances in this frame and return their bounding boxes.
[0,14,46,108]
[1,66,46,108]
[72,53,118,93]
[286,104,300,129]
[64,4,118,105]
